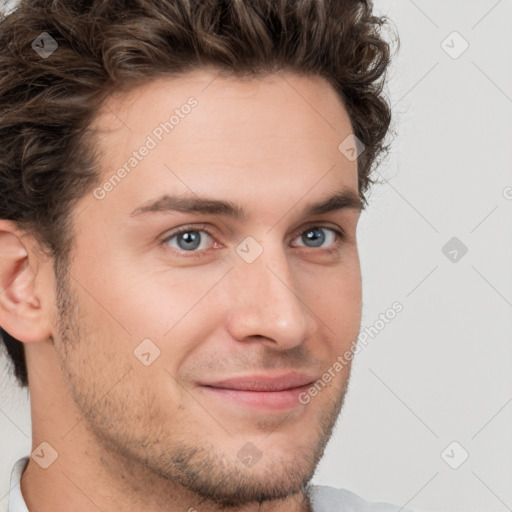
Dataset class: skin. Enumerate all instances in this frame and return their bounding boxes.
[0,69,363,512]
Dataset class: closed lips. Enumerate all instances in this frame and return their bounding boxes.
[199,373,316,392]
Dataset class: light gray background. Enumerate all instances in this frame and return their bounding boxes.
[1,1,511,511]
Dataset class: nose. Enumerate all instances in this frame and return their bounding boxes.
[225,240,318,350]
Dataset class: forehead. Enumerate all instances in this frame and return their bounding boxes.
[98,68,348,125]
[84,69,358,224]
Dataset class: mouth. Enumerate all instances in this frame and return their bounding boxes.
[197,372,316,410]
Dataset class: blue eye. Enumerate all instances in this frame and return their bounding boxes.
[294,226,342,249]
[161,224,345,255]
[164,228,213,252]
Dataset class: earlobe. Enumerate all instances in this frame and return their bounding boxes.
[0,220,53,344]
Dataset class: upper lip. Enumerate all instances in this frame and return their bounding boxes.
[199,372,317,392]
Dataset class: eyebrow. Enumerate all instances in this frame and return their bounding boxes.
[129,189,364,220]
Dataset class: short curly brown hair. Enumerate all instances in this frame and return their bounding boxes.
[0,0,398,387]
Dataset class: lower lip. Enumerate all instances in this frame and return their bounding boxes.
[199,384,312,410]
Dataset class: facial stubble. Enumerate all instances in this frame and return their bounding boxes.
[51,259,352,511]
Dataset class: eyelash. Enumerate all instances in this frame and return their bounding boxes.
[160,223,346,257]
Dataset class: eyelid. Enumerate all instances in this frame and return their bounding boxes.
[291,221,345,240]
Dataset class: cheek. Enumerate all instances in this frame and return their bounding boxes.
[120,268,228,338]
[300,258,362,343]
[72,254,195,339]
[70,244,233,378]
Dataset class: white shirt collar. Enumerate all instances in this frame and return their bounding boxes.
[6,457,29,512]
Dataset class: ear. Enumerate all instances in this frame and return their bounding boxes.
[0,220,54,344]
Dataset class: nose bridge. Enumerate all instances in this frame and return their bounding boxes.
[226,237,317,347]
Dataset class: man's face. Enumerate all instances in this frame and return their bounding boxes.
[51,69,362,508]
